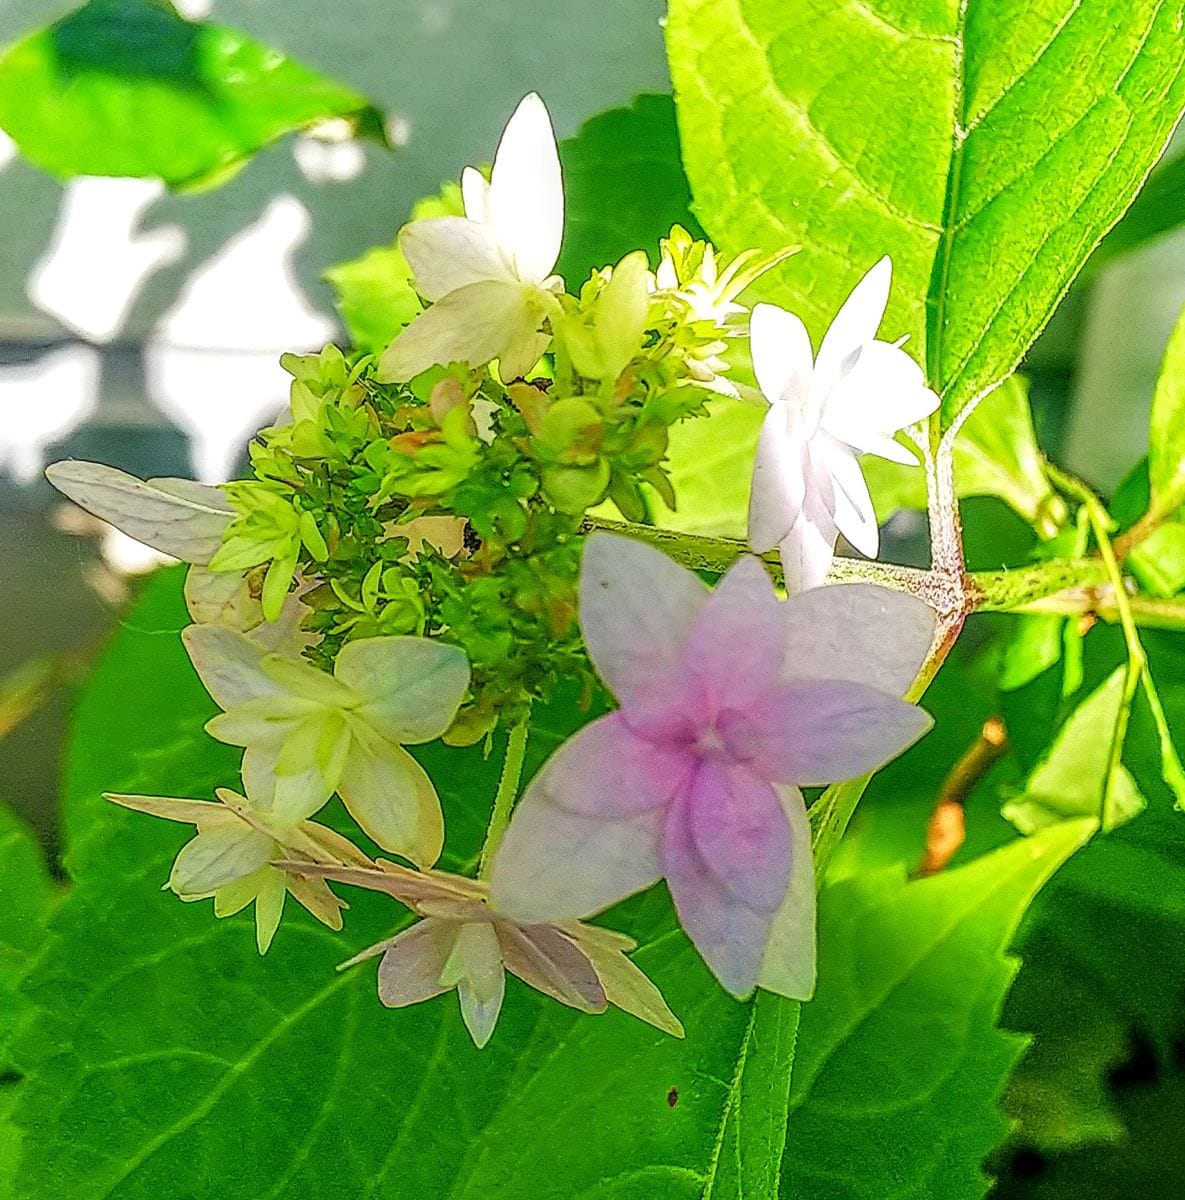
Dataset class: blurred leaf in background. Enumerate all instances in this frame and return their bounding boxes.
[0,0,386,189]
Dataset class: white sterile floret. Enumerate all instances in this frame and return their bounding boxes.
[380,93,565,382]
[747,258,940,591]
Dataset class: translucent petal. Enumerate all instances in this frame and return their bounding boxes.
[399,217,514,301]
[498,923,606,1012]
[253,868,287,954]
[749,303,813,407]
[261,654,355,707]
[336,636,470,744]
[777,492,840,593]
[205,696,316,747]
[781,584,935,696]
[377,279,541,381]
[285,871,346,931]
[578,532,708,711]
[105,792,224,826]
[758,786,817,999]
[182,625,284,711]
[488,93,563,283]
[489,792,664,924]
[685,759,791,913]
[241,742,331,826]
[822,340,940,445]
[719,679,932,786]
[44,461,230,564]
[529,712,693,819]
[574,932,684,1036]
[662,796,777,998]
[461,166,493,224]
[686,556,785,708]
[336,729,444,867]
[747,403,809,554]
[812,257,891,404]
[814,434,879,559]
[376,919,455,1007]
[169,826,273,897]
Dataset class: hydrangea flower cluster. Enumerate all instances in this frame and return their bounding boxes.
[47,94,937,1046]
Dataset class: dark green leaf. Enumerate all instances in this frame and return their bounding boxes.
[556,92,704,287]
[785,820,1093,1199]
[0,0,384,189]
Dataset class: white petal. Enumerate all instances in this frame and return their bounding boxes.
[182,625,282,710]
[778,495,839,593]
[758,786,816,999]
[335,636,469,744]
[337,731,444,867]
[822,340,940,446]
[748,403,809,554]
[489,788,664,924]
[578,533,708,708]
[461,166,493,225]
[812,257,891,405]
[45,461,231,564]
[813,435,879,559]
[489,93,563,283]
[781,584,936,696]
[749,303,813,407]
[399,217,514,301]
[169,825,273,896]
[861,434,919,465]
[241,741,332,826]
[377,280,543,381]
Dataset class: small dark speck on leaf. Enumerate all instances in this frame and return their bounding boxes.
[666,1087,678,1108]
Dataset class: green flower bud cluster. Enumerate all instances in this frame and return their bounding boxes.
[204,228,777,740]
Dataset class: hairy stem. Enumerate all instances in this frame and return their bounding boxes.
[477,717,531,880]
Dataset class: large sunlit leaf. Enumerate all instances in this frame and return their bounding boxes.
[784,820,1094,1199]
[0,0,385,189]
[666,0,1185,422]
[12,571,800,1200]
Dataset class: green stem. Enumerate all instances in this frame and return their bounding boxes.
[1046,464,1185,812]
[477,717,531,880]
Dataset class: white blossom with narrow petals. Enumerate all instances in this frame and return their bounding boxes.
[747,258,940,591]
[380,93,564,382]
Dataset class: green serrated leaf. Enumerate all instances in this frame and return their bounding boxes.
[15,571,805,1200]
[0,0,384,189]
[666,0,1185,422]
[784,820,1094,1200]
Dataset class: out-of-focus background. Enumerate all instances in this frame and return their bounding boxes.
[0,0,677,851]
